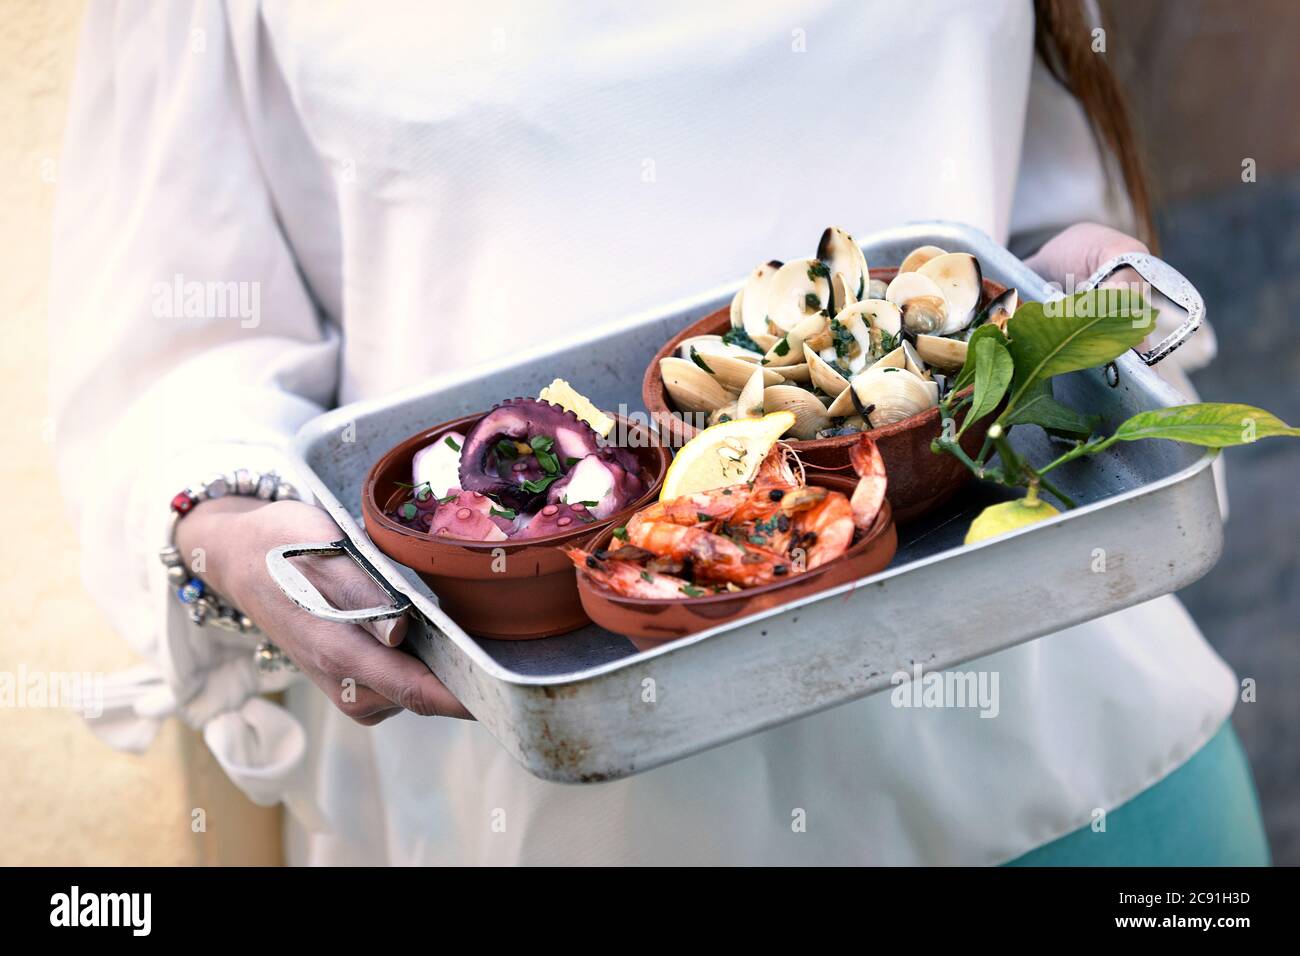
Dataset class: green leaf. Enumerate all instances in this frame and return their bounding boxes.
[958,335,1013,437]
[1005,289,1154,408]
[951,325,1007,393]
[999,380,1099,439]
[690,346,714,374]
[1113,403,1300,447]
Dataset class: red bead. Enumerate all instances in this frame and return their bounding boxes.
[171,491,197,515]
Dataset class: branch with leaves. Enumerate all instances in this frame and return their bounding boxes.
[932,289,1300,541]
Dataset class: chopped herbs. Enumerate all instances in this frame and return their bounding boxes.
[444,435,461,451]
[804,292,821,310]
[612,526,629,541]
[520,476,560,494]
[495,439,519,460]
[640,571,654,582]
[529,435,554,454]
[807,261,830,280]
[489,506,517,519]
[830,318,855,360]
[680,585,705,598]
[400,503,417,520]
[438,493,459,504]
[773,336,791,357]
[565,457,580,467]
[720,326,763,354]
[689,346,715,374]
[578,500,599,507]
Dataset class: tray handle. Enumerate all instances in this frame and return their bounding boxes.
[266,538,411,624]
[1073,252,1204,367]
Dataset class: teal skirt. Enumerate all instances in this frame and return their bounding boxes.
[1007,721,1270,866]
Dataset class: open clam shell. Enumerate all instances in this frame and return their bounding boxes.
[763,385,830,439]
[804,342,851,398]
[677,334,763,362]
[764,311,828,367]
[915,334,968,372]
[898,244,946,273]
[918,252,982,335]
[886,271,949,335]
[764,258,831,334]
[737,366,766,419]
[704,353,784,390]
[659,356,734,413]
[851,366,938,427]
[739,260,783,339]
[818,226,869,302]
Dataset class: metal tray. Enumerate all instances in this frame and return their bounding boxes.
[269,221,1217,783]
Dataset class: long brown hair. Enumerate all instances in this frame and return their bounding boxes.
[1034,0,1156,249]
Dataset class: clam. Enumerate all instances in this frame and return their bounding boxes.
[659,356,734,413]
[867,278,888,300]
[678,334,763,362]
[915,334,968,372]
[886,271,949,335]
[825,385,858,418]
[804,342,851,398]
[817,226,869,302]
[917,252,982,334]
[980,287,1018,331]
[828,271,858,317]
[851,366,938,427]
[898,244,946,273]
[698,352,785,390]
[775,362,811,383]
[763,385,830,439]
[737,367,766,419]
[763,258,831,334]
[729,288,744,329]
[739,260,784,339]
[764,311,828,367]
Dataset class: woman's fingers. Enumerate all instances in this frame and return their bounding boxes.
[1023,221,1148,287]
[339,636,474,720]
[218,499,473,724]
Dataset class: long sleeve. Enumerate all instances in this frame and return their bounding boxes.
[49,1,339,817]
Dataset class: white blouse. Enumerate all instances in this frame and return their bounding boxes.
[52,0,1235,864]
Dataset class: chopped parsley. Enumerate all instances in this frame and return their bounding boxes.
[830,318,854,360]
[773,336,791,357]
[489,506,517,519]
[400,503,417,520]
[689,346,714,373]
[612,526,629,541]
[807,261,830,280]
[444,435,461,451]
[495,439,519,460]
[680,585,705,598]
[720,326,763,354]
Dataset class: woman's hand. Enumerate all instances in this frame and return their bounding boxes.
[176,496,472,725]
[1023,221,1148,290]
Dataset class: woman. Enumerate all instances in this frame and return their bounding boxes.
[52,0,1268,864]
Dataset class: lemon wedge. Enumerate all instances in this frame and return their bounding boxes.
[538,378,615,437]
[660,411,795,500]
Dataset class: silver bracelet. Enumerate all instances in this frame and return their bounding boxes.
[160,469,301,671]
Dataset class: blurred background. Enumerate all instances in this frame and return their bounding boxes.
[0,0,1295,864]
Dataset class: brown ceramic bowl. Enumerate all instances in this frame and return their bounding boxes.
[362,412,670,640]
[575,475,897,651]
[642,267,1007,523]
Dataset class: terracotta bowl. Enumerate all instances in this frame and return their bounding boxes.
[575,474,897,651]
[642,267,1007,523]
[362,413,670,640]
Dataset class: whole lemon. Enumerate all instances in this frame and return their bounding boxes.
[964,497,1061,544]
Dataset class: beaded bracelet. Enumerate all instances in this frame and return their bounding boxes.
[159,470,300,670]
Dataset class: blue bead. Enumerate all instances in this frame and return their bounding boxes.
[178,578,205,604]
